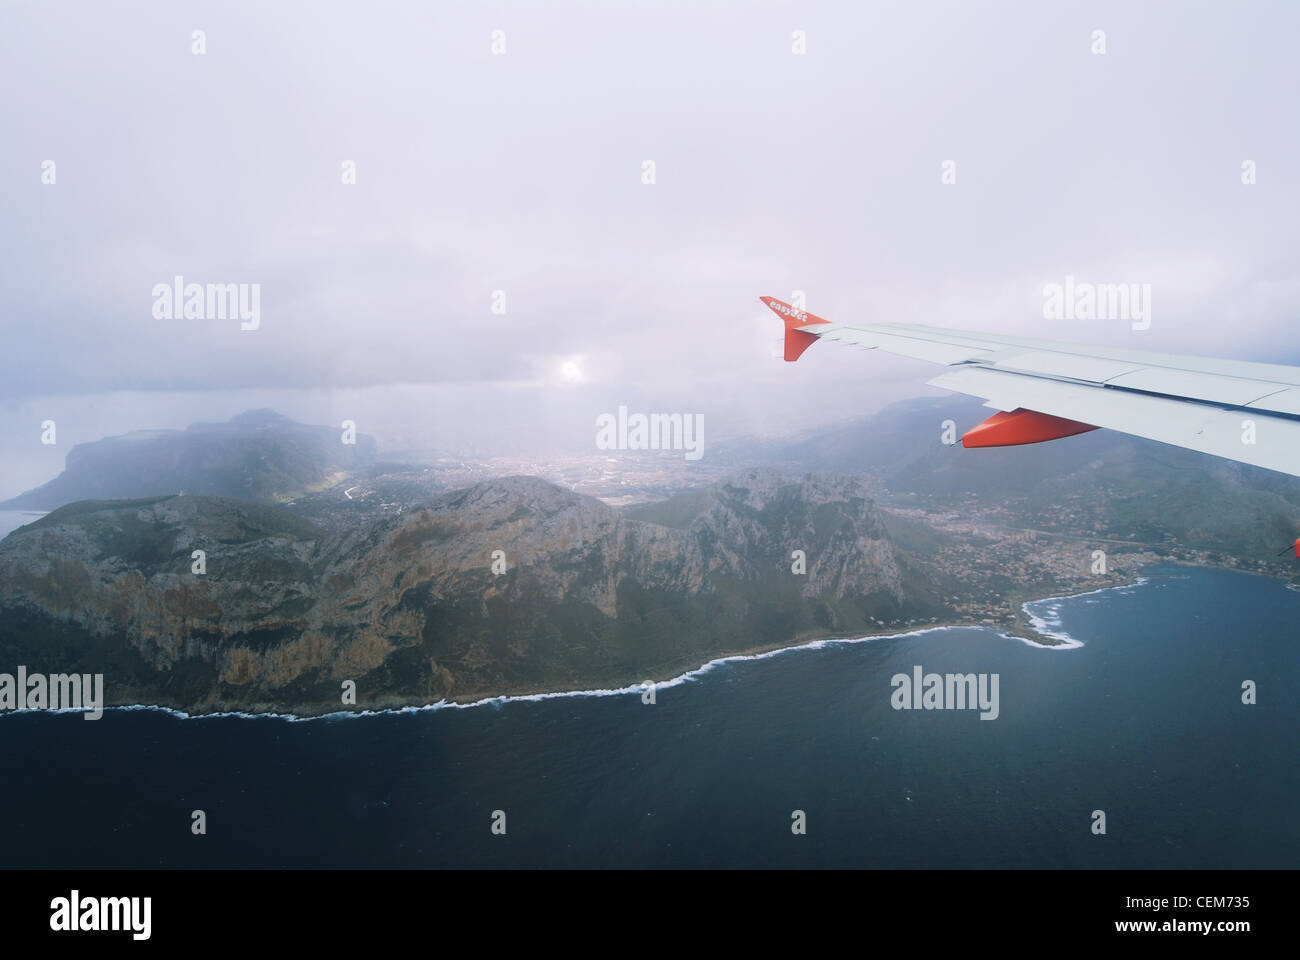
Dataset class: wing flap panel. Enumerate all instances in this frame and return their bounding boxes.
[928,366,1300,475]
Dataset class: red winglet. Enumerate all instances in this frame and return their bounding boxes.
[962,408,1100,448]
[761,296,831,362]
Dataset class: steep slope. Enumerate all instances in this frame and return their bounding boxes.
[0,470,939,713]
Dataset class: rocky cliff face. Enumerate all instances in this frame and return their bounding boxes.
[0,470,934,714]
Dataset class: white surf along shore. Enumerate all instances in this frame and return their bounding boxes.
[8,571,1162,723]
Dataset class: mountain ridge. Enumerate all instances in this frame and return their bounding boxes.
[0,469,942,714]
[3,410,377,510]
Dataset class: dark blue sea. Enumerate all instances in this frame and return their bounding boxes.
[1,565,1295,867]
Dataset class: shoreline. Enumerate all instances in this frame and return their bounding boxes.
[0,562,1197,724]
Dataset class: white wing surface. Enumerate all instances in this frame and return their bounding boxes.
[762,296,1300,478]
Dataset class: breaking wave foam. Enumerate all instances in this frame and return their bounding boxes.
[1011,576,1151,649]
[6,576,1157,722]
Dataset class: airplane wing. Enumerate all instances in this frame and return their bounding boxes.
[761,296,1300,479]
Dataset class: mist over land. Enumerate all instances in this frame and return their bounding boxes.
[4,1,1300,498]
[2,403,1297,715]
[0,0,1297,742]
[2,1,1299,886]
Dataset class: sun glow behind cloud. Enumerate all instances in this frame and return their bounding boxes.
[559,358,585,384]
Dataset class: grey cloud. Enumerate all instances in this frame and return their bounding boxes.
[2,0,1299,472]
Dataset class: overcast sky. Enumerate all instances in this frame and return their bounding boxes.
[3,0,1299,498]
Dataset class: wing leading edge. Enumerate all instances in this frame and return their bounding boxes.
[761,296,1300,479]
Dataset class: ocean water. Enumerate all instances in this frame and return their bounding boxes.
[0,565,1295,867]
[0,511,45,539]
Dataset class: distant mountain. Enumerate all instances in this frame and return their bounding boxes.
[4,400,1297,716]
[0,470,950,714]
[2,410,377,510]
[716,396,1300,557]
